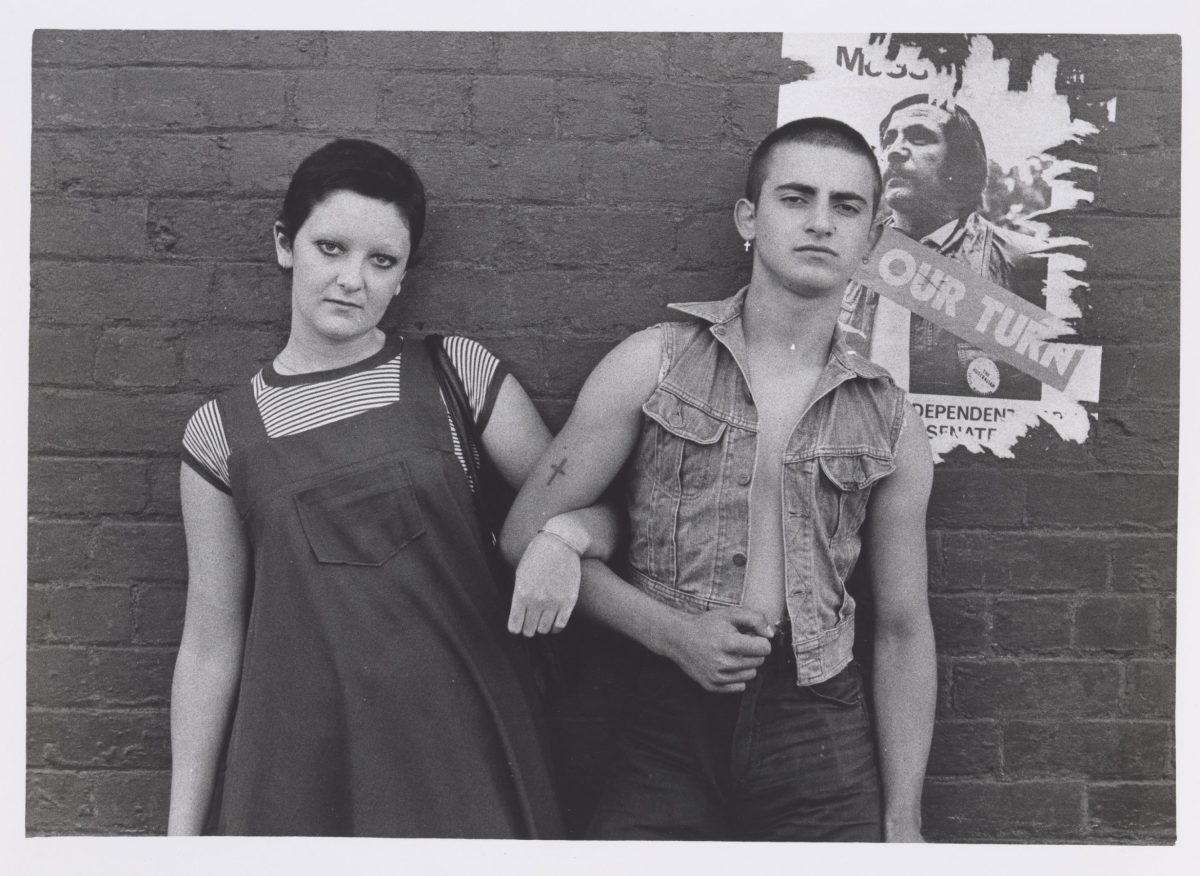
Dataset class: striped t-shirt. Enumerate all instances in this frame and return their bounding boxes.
[182,334,507,495]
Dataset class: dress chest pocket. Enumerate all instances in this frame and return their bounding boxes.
[815,452,895,544]
[294,462,425,566]
[642,390,728,500]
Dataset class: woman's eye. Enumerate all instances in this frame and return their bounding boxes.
[316,240,343,255]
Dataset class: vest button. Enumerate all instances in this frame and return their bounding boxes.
[737,472,751,485]
[731,551,747,567]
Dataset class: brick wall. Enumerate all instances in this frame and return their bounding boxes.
[27,31,1178,841]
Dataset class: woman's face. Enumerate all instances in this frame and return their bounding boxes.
[275,190,411,346]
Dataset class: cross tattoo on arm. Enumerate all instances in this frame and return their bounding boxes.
[546,458,568,485]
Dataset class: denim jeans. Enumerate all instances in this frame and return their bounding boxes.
[587,631,882,841]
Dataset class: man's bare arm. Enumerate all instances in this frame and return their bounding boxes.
[867,404,936,842]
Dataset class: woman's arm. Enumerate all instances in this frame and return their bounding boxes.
[481,372,621,635]
[167,466,251,835]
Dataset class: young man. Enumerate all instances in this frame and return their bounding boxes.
[502,118,935,842]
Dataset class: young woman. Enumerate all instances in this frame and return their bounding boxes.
[168,139,606,837]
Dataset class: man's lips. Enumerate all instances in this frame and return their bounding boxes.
[795,245,837,256]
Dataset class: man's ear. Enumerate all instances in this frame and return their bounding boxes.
[273,222,294,270]
[865,216,885,255]
[733,198,756,242]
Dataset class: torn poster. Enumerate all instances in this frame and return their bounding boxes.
[779,33,1106,460]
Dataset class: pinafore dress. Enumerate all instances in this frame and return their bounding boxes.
[212,335,563,837]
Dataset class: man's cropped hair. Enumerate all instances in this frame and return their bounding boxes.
[745,117,882,213]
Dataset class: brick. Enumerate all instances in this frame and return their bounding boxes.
[31,262,211,324]
[33,30,325,68]
[471,76,558,140]
[1006,720,1172,780]
[645,82,727,143]
[671,33,786,80]
[1093,408,1179,472]
[524,208,676,268]
[1008,419,1098,470]
[27,646,175,708]
[495,33,667,78]
[145,197,278,260]
[559,80,642,140]
[29,458,151,517]
[28,520,93,582]
[221,131,331,195]
[145,459,183,518]
[29,327,95,386]
[96,328,183,388]
[32,68,116,127]
[204,71,287,128]
[27,708,170,769]
[1087,783,1175,839]
[937,533,1108,593]
[209,263,291,325]
[580,144,744,210]
[29,388,203,456]
[114,69,207,128]
[1055,35,1181,92]
[1076,280,1177,345]
[542,338,620,398]
[929,470,1025,528]
[926,719,1001,777]
[415,205,537,271]
[182,326,285,389]
[31,197,149,259]
[91,521,186,581]
[36,586,131,644]
[675,211,746,269]
[407,140,584,205]
[1026,473,1176,530]
[325,32,493,70]
[44,132,230,196]
[91,770,171,834]
[1054,216,1179,280]
[1123,660,1174,719]
[380,74,470,133]
[928,595,988,655]
[31,134,54,191]
[1096,151,1180,216]
[1155,598,1175,650]
[922,779,1084,840]
[1075,597,1155,651]
[133,585,186,645]
[953,660,1121,718]
[730,83,781,145]
[1087,89,1181,151]
[992,597,1072,654]
[1128,345,1179,405]
[26,771,95,835]
[292,70,385,130]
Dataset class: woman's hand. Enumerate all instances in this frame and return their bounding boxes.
[507,529,583,637]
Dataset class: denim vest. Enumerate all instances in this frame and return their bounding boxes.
[626,288,908,685]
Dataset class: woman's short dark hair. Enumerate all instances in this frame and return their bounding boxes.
[744,117,882,213]
[880,94,988,215]
[278,138,427,255]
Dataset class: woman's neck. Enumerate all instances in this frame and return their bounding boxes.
[274,328,387,375]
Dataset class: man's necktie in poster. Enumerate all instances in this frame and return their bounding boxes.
[779,34,1106,460]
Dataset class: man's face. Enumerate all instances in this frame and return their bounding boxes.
[742,141,880,297]
[880,103,954,215]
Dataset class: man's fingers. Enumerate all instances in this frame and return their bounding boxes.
[713,667,759,683]
[551,609,572,633]
[534,610,556,636]
[725,607,773,638]
[724,633,772,658]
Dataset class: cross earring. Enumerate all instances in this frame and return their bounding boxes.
[743,239,752,252]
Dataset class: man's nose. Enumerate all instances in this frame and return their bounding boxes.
[806,203,835,235]
[885,138,908,165]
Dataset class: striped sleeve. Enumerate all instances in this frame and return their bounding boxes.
[443,336,509,433]
[181,400,233,494]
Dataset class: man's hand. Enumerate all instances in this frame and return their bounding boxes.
[507,530,581,637]
[663,607,775,693]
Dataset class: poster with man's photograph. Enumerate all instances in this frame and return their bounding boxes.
[779,34,1104,459]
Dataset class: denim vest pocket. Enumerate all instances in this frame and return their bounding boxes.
[294,462,425,566]
[642,391,728,500]
[816,452,894,543]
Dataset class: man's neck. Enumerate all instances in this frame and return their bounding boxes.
[890,206,959,242]
[741,278,843,368]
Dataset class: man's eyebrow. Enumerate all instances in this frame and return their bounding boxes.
[831,190,869,205]
[773,182,817,196]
